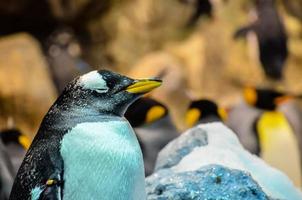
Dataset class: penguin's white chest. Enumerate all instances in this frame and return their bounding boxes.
[60,120,146,200]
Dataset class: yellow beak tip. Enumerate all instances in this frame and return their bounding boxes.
[126,79,162,94]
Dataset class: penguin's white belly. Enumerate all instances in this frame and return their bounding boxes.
[60,120,146,200]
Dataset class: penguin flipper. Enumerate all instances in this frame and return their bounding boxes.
[233,25,254,39]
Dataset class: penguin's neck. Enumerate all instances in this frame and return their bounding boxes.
[60,117,146,200]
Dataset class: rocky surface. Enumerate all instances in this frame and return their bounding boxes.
[155,126,208,171]
[147,165,274,200]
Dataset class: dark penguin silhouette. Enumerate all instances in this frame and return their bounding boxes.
[234,0,288,80]
[185,99,227,127]
[179,0,213,26]
[125,97,179,176]
[46,28,92,93]
[0,129,30,174]
[9,70,162,200]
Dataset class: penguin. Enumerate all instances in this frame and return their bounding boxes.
[0,139,15,200]
[227,87,302,186]
[234,0,288,80]
[185,99,228,128]
[125,97,179,176]
[179,0,213,27]
[0,129,30,174]
[9,70,162,200]
[46,28,92,93]
[227,87,293,154]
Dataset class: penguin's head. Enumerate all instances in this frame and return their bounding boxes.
[58,70,162,116]
[185,99,227,127]
[125,97,168,127]
[243,87,293,110]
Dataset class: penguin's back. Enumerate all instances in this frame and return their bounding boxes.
[60,119,146,200]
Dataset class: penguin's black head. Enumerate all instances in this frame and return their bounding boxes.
[125,97,168,127]
[243,87,292,110]
[185,99,227,127]
[56,70,162,116]
[0,129,30,149]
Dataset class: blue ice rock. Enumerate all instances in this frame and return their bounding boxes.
[147,165,274,200]
[155,126,208,171]
[147,122,302,200]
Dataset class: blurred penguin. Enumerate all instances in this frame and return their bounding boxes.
[46,28,92,93]
[125,97,180,176]
[179,0,213,27]
[185,99,228,128]
[227,87,302,186]
[0,140,15,200]
[0,129,30,174]
[234,0,288,80]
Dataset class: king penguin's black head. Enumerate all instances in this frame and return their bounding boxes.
[185,99,227,127]
[55,70,162,116]
[125,97,168,127]
[0,128,31,149]
[243,87,292,110]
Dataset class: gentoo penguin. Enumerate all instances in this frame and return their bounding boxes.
[227,87,302,186]
[234,0,288,80]
[9,70,162,200]
[125,97,179,176]
[185,99,227,127]
[0,129,30,174]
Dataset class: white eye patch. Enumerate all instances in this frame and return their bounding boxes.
[79,71,109,93]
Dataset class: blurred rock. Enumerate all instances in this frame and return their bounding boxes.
[0,0,30,14]
[0,0,57,42]
[0,33,57,139]
[282,0,302,22]
[83,0,193,69]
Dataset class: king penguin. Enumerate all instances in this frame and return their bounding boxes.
[125,97,179,176]
[9,70,162,200]
[0,129,30,174]
[185,99,228,128]
[227,87,302,187]
[0,139,15,200]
